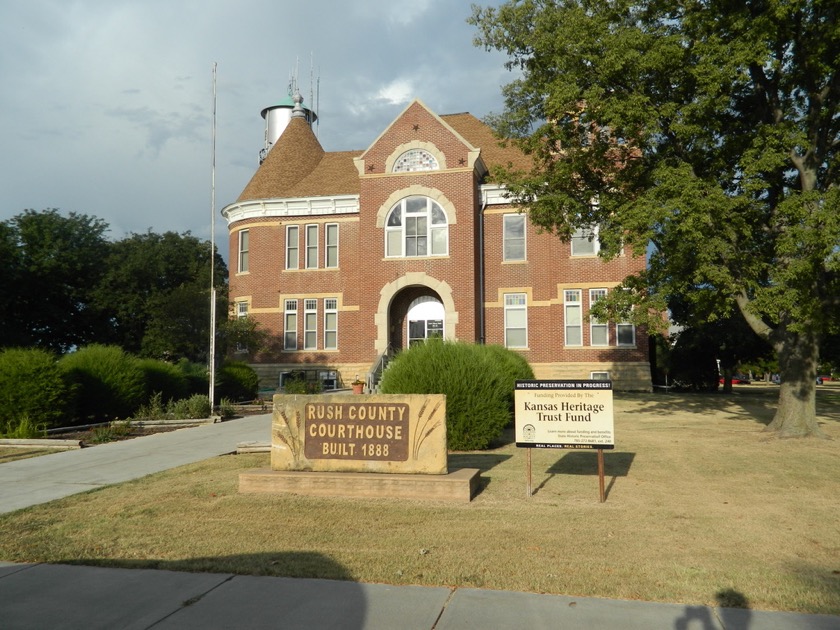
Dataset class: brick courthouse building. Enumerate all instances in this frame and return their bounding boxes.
[222,94,651,391]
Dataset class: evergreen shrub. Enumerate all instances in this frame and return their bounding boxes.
[379,339,534,450]
[60,345,145,422]
[216,361,259,402]
[177,359,209,396]
[0,348,73,434]
[137,358,188,404]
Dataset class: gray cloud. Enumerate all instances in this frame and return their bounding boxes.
[0,0,512,257]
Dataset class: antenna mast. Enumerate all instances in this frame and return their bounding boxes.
[209,62,217,410]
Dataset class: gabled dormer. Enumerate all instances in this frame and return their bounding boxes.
[353,100,486,179]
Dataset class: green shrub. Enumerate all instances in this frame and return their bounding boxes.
[1,413,47,439]
[133,391,168,421]
[170,394,211,419]
[379,340,534,450]
[0,348,74,432]
[177,359,209,396]
[283,376,322,394]
[60,345,145,422]
[88,421,133,444]
[137,358,188,404]
[216,361,259,402]
[218,398,236,419]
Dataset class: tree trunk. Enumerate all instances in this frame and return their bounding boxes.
[767,328,826,438]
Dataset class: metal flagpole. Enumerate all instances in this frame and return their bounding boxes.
[208,62,217,410]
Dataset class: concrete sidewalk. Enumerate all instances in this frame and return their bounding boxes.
[0,562,836,630]
[0,414,272,514]
[1,414,837,629]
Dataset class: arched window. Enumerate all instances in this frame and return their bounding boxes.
[385,197,448,257]
[392,149,439,172]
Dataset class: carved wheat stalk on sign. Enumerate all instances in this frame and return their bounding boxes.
[412,399,441,460]
[274,407,303,463]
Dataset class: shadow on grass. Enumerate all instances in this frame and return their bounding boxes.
[535,451,635,500]
[621,389,779,427]
[448,452,513,496]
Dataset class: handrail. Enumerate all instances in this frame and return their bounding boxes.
[367,345,394,392]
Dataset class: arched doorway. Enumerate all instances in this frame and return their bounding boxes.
[375,272,457,356]
[387,286,445,351]
[406,296,444,346]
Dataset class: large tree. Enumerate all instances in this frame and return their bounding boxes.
[2,209,111,352]
[95,230,228,362]
[470,0,839,436]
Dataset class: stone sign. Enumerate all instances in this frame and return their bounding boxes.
[272,393,447,474]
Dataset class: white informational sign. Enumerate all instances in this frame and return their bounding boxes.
[515,380,615,449]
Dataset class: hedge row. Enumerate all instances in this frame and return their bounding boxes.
[0,345,259,437]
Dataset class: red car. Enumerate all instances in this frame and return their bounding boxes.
[719,375,751,384]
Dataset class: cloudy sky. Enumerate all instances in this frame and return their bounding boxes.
[0,0,513,260]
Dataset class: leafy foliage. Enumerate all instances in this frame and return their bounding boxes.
[94,230,228,362]
[1,209,110,351]
[379,340,534,450]
[470,0,840,436]
[216,361,259,402]
[0,348,74,433]
[136,358,188,404]
[60,345,145,422]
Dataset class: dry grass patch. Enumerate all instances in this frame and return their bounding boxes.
[0,447,57,463]
[1,388,839,614]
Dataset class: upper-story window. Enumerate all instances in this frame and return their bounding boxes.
[392,149,439,172]
[305,225,318,269]
[571,225,600,256]
[385,196,448,257]
[286,226,299,270]
[325,223,339,268]
[237,229,249,273]
[503,214,526,261]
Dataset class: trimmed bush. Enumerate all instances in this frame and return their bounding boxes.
[379,340,534,450]
[216,361,259,402]
[137,358,188,404]
[60,345,145,422]
[0,348,74,434]
[177,359,209,396]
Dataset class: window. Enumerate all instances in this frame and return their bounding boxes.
[503,214,526,261]
[305,225,318,269]
[617,321,636,346]
[237,230,249,273]
[325,223,338,268]
[504,293,527,348]
[591,371,610,381]
[286,226,299,270]
[392,149,438,172]
[385,197,448,257]
[589,289,609,346]
[234,302,249,352]
[304,299,317,349]
[564,290,582,346]
[284,299,297,350]
[324,298,338,349]
[571,225,600,256]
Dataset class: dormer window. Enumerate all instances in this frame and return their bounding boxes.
[392,149,439,172]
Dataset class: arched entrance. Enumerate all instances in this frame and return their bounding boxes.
[388,286,444,351]
[407,295,444,346]
[375,272,458,355]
